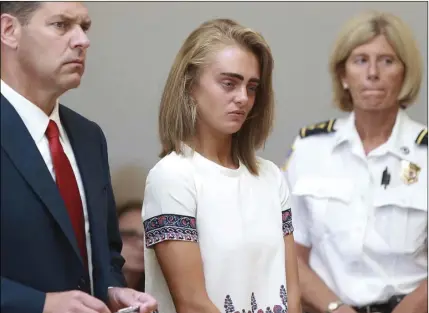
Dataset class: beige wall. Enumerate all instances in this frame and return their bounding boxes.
[61,2,428,205]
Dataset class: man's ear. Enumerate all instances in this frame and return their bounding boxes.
[0,14,21,49]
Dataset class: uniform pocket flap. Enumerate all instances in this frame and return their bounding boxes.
[374,186,427,211]
[292,177,353,203]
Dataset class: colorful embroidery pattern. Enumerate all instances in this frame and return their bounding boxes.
[143,214,198,248]
[282,208,294,236]
[224,285,288,313]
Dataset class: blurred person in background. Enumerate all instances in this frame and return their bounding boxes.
[118,201,145,291]
[282,10,427,313]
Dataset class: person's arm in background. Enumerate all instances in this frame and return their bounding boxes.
[143,162,221,313]
[294,244,356,313]
[392,279,427,313]
[281,139,356,313]
[392,228,428,313]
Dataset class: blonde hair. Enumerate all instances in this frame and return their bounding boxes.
[158,18,274,175]
[329,11,422,111]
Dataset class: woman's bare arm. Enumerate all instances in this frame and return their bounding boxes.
[284,233,302,313]
[154,241,221,313]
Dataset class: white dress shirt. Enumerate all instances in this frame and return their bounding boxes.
[1,79,94,295]
[283,109,427,306]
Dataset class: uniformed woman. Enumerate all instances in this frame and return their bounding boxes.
[283,10,427,313]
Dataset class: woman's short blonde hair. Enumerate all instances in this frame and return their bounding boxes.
[329,11,423,111]
[158,18,274,175]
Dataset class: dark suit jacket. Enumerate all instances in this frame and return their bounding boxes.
[0,94,126,313]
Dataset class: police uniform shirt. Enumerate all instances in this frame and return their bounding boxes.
[282,109,427,307]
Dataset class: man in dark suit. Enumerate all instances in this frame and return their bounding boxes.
[0,2,156,313]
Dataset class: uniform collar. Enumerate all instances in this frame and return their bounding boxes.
[1,79,65,144]
[332,109,419,163]
[333,111,358,148]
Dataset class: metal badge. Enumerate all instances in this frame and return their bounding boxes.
[401,160,421,185]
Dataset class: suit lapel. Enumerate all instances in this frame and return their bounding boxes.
[59,105,104,258]
[1,95,82,261]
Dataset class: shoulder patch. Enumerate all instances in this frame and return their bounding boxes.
[299,119,336,138]
[415,129,428,146]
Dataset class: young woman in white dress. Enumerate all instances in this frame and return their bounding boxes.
[142,18,301,313]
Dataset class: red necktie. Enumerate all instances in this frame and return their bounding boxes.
[46,120,88,270]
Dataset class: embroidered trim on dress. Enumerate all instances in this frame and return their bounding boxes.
[282,208,294,236]
[143,214,198,248]
[224,285,288,313]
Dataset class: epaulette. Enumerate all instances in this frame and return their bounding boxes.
[415,128,428,146]
[299,119,336,138]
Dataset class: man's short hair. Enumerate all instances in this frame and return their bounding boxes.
[117,200,143,219]
[0,2,41,25]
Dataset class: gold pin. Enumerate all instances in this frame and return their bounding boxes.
[401,160,421,184]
